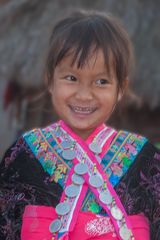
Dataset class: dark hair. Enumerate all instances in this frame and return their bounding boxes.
[46,10,134,90]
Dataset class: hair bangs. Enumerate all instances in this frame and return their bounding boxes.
[56,21,98,68]
[55,18,112,76]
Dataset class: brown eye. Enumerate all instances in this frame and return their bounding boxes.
[96,79,109,85]
[65,75,77,81]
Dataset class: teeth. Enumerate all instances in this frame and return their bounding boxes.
[71,106,95,113]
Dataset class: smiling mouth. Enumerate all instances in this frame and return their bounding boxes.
[69,105,97,115]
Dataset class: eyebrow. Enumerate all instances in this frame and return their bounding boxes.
[58,67,109,77]
[56,61,110,77]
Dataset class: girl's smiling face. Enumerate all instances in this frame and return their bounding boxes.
[50,49,124,139]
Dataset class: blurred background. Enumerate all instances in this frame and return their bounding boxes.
[0,0,160,158]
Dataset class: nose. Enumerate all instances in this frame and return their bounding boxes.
[75,84,93,101]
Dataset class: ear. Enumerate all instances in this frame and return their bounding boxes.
[118,92,122,101]
[48,85,53,95]
[117,78,128,102]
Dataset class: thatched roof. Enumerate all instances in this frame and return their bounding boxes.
[0,0,160,108]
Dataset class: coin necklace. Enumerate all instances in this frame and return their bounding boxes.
[62,141,76,161]
[89,164,104,188]
[89,138,102,154]
[50,125,134,239]
[49,159,87,234]
[99,182,113,205]
[89,137,102,164]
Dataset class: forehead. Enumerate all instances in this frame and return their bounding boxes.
[57,48,112,74]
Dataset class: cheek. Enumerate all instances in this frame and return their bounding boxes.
[100,91,118,106]
[51,85,70,108]
[51,89,62,106]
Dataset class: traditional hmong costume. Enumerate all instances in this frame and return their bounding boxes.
[0,120,160,240]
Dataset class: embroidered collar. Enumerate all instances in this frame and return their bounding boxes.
[23,121,147,240]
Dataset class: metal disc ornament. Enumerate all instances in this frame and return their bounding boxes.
[74,163,88,175]
[49,219,62,233]
[89,174,104,188]
[119,225,131,240]
[61,140,73,149]
[99,190,113,205]
[62,149,76,160]
[89,142,102,154]
[111,206,123,220]
[56,202,70,216]
[72,173,85,185]
[65,184,80,198]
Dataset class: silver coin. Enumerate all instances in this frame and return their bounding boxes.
[65,184,80,198]
[61,140,73,149]
[55,202,70,216]
[72,173,85,185]
[111,206,123,220]
[99,190,113,205]
[89,142,102,154]
[89,174,104,188]
[119,225,131,240]
[49,218,62,233]
[62,149,76,160]
[74,163,88,175]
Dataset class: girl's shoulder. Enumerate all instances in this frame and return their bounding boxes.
[112,128,160,166]
[0,125,62,191]
[0,124,52,174]
[23,122,57,143]
[111,128,148,153]
[2,122,57,161]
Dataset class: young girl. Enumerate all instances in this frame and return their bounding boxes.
[0,10,160,240]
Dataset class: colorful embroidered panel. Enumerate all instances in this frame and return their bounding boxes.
[23,128,71,187]
[23,125,147,215]
[81,131,147,212]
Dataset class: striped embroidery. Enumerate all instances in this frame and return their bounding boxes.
[23,125,147,214]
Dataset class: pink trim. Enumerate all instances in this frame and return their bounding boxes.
[59,120,106,144]
[60,120,101,162]
[100,131,117,159]
[70,183,88,231]
[59,120,117,165]
[21,205,150,240]
[59,164,88,233]
[55,122,117,235]
[59,120,133,238]
[81,152,133,235]
[23,205,56,218]
[86,124,106,143]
